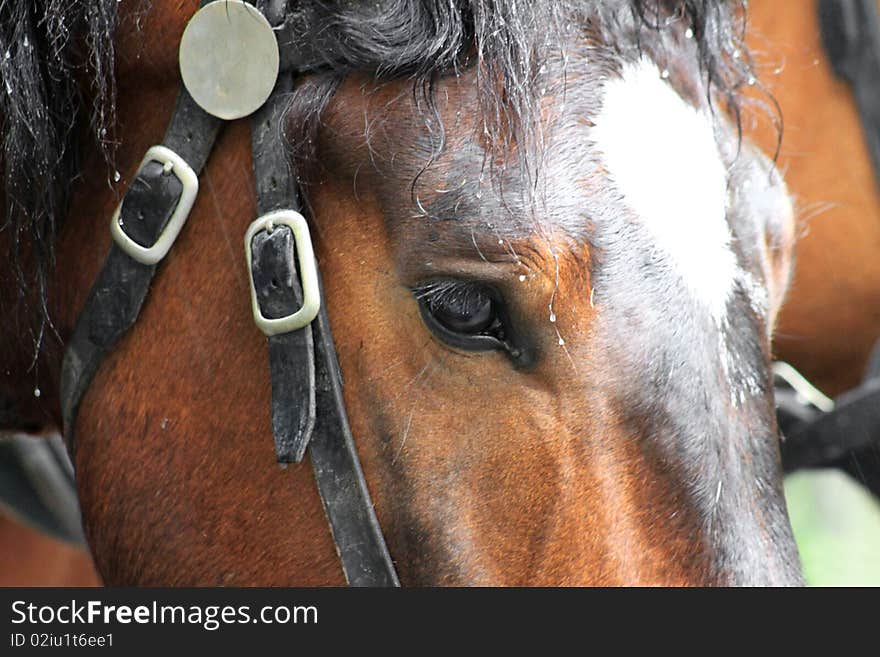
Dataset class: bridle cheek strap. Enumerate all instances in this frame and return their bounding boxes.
[249,72,317,464]
[60,0,399,587]
[60,87,221,441]
[248,71,400,585]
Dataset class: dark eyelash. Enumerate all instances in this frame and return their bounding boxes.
[413,279,536,370]
[412,280,489,308]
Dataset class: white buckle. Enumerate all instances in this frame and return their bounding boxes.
[245,210,321,336]
[110,145,199,266]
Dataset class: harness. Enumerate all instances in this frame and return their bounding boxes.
[60,0,399,586]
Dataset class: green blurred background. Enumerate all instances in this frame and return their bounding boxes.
[785,469,880,586]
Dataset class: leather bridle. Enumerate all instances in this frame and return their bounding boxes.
[59,0,400,586]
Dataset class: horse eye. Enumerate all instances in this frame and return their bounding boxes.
[414,281,505,351]
[431,289,493,333]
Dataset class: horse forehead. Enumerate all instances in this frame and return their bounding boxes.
[591,57,736,325]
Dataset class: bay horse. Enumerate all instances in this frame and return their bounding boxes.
[1,0,804,585]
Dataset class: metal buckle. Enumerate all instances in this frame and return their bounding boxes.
[245,210,321,336]
[110,145,199,266]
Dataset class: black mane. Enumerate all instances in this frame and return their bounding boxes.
[0,0,756,353]
[1,0,119,347]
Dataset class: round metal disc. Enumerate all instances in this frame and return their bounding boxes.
[179,0,279,120]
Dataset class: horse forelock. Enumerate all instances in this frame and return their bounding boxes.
[285,0,762,194]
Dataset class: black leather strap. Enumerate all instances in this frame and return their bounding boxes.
[249,6,399,582]
[60,88,221,452]
[819,0,880,186]
[250,71,317,464]
[309,281,401,587]
[0,434,85,545]
[781,379,880,472]
[249,228,317,463]
[779,339,880,500]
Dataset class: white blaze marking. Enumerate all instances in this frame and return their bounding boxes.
[592,58,736,325]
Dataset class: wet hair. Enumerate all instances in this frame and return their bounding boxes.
[1,1,120,348]
[0,0,756,353]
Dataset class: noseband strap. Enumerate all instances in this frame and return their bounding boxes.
[60,0,399,587]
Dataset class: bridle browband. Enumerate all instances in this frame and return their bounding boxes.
[60,0,400,586]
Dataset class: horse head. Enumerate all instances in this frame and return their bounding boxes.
[1,0,802,585]
[284,1,801,584]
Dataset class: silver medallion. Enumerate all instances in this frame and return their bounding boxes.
[179,0,280,120]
